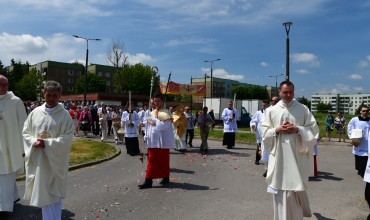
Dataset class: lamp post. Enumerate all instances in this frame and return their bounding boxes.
[269,74,284,96]
[204,59,221,98]
[282,22,293,81]
[73,35,101,106]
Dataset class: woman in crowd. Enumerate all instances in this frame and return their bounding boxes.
[325,112,334,141]
[69,104,81,136]
[112,107,123,144]
[79,106,92,138]
[334,112,346,142]
[99,107,108,142]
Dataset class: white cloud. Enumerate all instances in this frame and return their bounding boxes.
[260,62,269,67]
[201,68,243,80]
[291,53,320,67]
[0,32,48,55]
[296,69,309,74]
[357,60,368,68]
[348,74,362,80]
[316,84,350,94]
[196,48,218,54]
[367,55,370,61]
[124,53,156,64]
[165,38,216,47]
[354,87,363,92]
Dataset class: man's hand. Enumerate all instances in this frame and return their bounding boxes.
[33,139,45,148]
[251,125,255,129]
[276,121,299,134]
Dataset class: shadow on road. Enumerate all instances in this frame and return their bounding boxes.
[154,182,210,191]
[313,212,336,220]
[170,168,195,174]
[309,171,343,182]
[4,203,75,220]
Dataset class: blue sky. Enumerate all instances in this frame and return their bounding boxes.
[1,0,370,98]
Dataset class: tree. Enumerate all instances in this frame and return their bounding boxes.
[71,60,84,66]
[114,63,159,95]
[106,38,129,94]
[15,68,45,101]
[75,72,107,93]
[7,59,28,91]
[355,102,367,114]
[231,85,269,100]
[316,102,332,113]
[0,60,6,76]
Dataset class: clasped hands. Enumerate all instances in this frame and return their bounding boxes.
[276,121,299,134]
[33,139,45,148]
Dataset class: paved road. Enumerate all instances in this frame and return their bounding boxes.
[5,136,370,219]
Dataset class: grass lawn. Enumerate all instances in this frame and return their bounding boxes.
[313,113,355,140]
[69,139,117,166]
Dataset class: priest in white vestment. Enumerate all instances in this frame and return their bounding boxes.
[23,81,74,220]
[0,75,27,212]
[260,81,319,220]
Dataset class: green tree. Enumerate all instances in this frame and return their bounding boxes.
[113,63,159,95]
[0,60,6,76]
[355,102,367,114]
[15,68,45,101]
[231,85,249,99]
[316,102,332,113]
[75,72,107,93]
[7,59,28,91]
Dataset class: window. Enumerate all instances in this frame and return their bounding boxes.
[106,80,110,85]
[114,89,117,93]
[68,70,74,75]
[68,78,73,83]
[98,72,103,76]
[77,71,81,76]
[106,89,110,93]
[68,87,73,91]
[106,72,110,77]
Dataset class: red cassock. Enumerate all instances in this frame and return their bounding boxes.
[146,148,170,179]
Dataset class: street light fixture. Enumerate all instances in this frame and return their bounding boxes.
[73,35,101,106]
[269,74,284,96]
[282,22,293,81]
[204,58,221,98]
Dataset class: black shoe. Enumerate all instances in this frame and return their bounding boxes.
[204,148,208,153]
[14,198,20,204]
[255,160,260,165]
[227,146,232,149]
[160,177,170,185]
[139,179,153,189]
[189,144,193,148]
[130,153,135,156]
[174,149,179,151]
[263,171,267,177]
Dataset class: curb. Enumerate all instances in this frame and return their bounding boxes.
[16,144,121,181]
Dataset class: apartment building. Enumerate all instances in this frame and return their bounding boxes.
[87,64,115,93]
[311,93,370,114]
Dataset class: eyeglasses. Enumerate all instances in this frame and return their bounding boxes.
[272,100,278,102]
[362,110,369,112]
[0,84,8,87]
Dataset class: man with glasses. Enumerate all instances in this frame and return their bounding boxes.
[250,100,270,165]
[348,106,370,178]
[0,75,27,214]
[184,106,195,148]
[222,101,239,149]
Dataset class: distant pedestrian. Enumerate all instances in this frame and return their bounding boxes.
[198,106,213,152]
[184,106,195,148]
[335,112,346,142]
[325,112,334,141]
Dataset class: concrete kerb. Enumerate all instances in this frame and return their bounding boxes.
[16,142,121,182]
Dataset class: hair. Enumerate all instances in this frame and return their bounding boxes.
[43,80,62,93]
[203,106,208,110]
[0,74,8,82]
[361,106,369,110]
[153,93,164,100]
[262,99,270,105]
[102,107,107,113]
[279,80,295,90]
[272,96,279,101]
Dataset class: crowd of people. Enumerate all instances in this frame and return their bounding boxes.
[2,74,370,219]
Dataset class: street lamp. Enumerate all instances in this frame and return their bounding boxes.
[269,74,284,96]
[73,35,101,106]
[204,59,221,98]
[282,22,293,81]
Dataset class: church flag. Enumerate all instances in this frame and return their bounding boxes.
[159,81,206,96]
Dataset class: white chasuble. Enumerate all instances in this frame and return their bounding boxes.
[23,103,74,207]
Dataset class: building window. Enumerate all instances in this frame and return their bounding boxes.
[106,72,110,77]
[114,89,117,93]
[68,78,73,83]
[98,72,103,76]
[68,70,74,75]
[77,71,81,76]
[106,80,110,85]
[106,89,110,93]
[68,87,73,91]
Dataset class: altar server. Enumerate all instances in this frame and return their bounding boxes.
[222,101,239,149]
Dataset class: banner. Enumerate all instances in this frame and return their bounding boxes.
[159,81,206,96]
